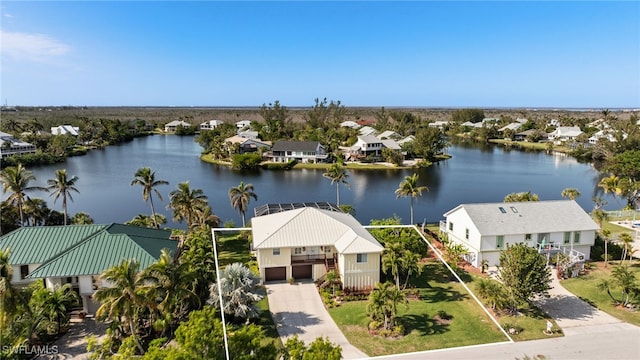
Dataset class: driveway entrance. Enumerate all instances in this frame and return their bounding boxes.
[266,281,368,359]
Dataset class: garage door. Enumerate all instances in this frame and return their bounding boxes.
[265,267,287,282]
[292,265,312,280]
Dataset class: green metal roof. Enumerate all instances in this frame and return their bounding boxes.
[0,224,107,264]
[0,224,177,278]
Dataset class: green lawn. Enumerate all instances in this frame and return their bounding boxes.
[216,232,253,266]
[328,263,509,357]
[561,263,640,326]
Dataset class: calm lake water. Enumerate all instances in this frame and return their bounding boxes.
[21,135,613,228]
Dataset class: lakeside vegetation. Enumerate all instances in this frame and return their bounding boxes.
[1,103,639,358]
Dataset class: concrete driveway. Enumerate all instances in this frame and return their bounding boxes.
[265,280,369,359]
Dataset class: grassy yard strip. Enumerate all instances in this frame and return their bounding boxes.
[419,225,563,341]
[216,232,253,266]
[561,264,640,326]
[328,265,507,357]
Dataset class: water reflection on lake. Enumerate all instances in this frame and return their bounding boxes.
[22,135,613,228]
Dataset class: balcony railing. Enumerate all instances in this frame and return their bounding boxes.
[291,254,328,263]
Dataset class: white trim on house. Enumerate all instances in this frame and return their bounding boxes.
[51,125,79,136]
[251,208,383,289]
[164,120,191,132]
[440,200,599,267]
[200,120,224,130]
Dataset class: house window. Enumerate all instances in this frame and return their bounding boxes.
[564,232,571,244]
[272,248,281,256]
[20,265,29,279]
[465,228,469,240]
[574,231,580,244]
[294,247,302,255]
[525,234,532,241]
[496,236,504,249]
[499,207,507,214]
[356,253,368,263]
[325,246,332,253]
[448,222,454,231]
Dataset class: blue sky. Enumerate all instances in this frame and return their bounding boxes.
[1,1,639,108]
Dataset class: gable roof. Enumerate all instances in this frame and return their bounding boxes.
[271,141,321,152]
[165,120,191,127]
[0,224,108,264]
[357,135,382,144]
[27,224,175,278]
[377,130,400,139]
[444,200,599,236]
[359,126,377,136]
[252,208,383,254]
[0,224,175,278]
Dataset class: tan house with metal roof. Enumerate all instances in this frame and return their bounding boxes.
[440,200,599,268]
[251,207,383,291]
[0,223,177,314]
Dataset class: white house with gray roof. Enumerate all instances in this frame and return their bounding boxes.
[548,126,583,143]
[440,200,599,267]
[252,207,383,290]
[269,141,326,163]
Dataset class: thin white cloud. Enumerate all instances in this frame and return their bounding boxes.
[1,30,70,62]
[4,13,13,18]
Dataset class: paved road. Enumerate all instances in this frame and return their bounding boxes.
[266,280,369,359]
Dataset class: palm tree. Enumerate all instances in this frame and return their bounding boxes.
[168,182,208,234]
[142,249,199,334]
[619,233,634,262]
[402,251,422,290]
[366,281,408,331]
[592,209,610,266]
[71,212,94,224]
[0,248,19,316]
[208,262,263,322]
[0,164,47,226]
[131,167,169,229]
[322,161,349,206]
[599,175,622,208]
[47,169,79,225]
[228,182,257,227]
[395,173,428,224]
[561,188,581,200]
[192,203,221,231]
[382,242,404,290]
[94,259,149,354]
[23,197,50,226]
[35,284,79,335]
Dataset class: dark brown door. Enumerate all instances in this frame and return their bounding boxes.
[292,265,312,279]
[265,267,287,282]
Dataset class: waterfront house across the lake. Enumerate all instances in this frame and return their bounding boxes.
[51,125,80,136]
[0,131,37,158]
[440,200,599,268]
[164,120,192,132]
[268,141,327,163]
[0,223,177,314]
[224,135,271,154]
[251,204,383,290]
[199,119,224,130]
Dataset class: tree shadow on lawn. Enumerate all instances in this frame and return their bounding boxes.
[420,285,469,303]
[401,314,449,336]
